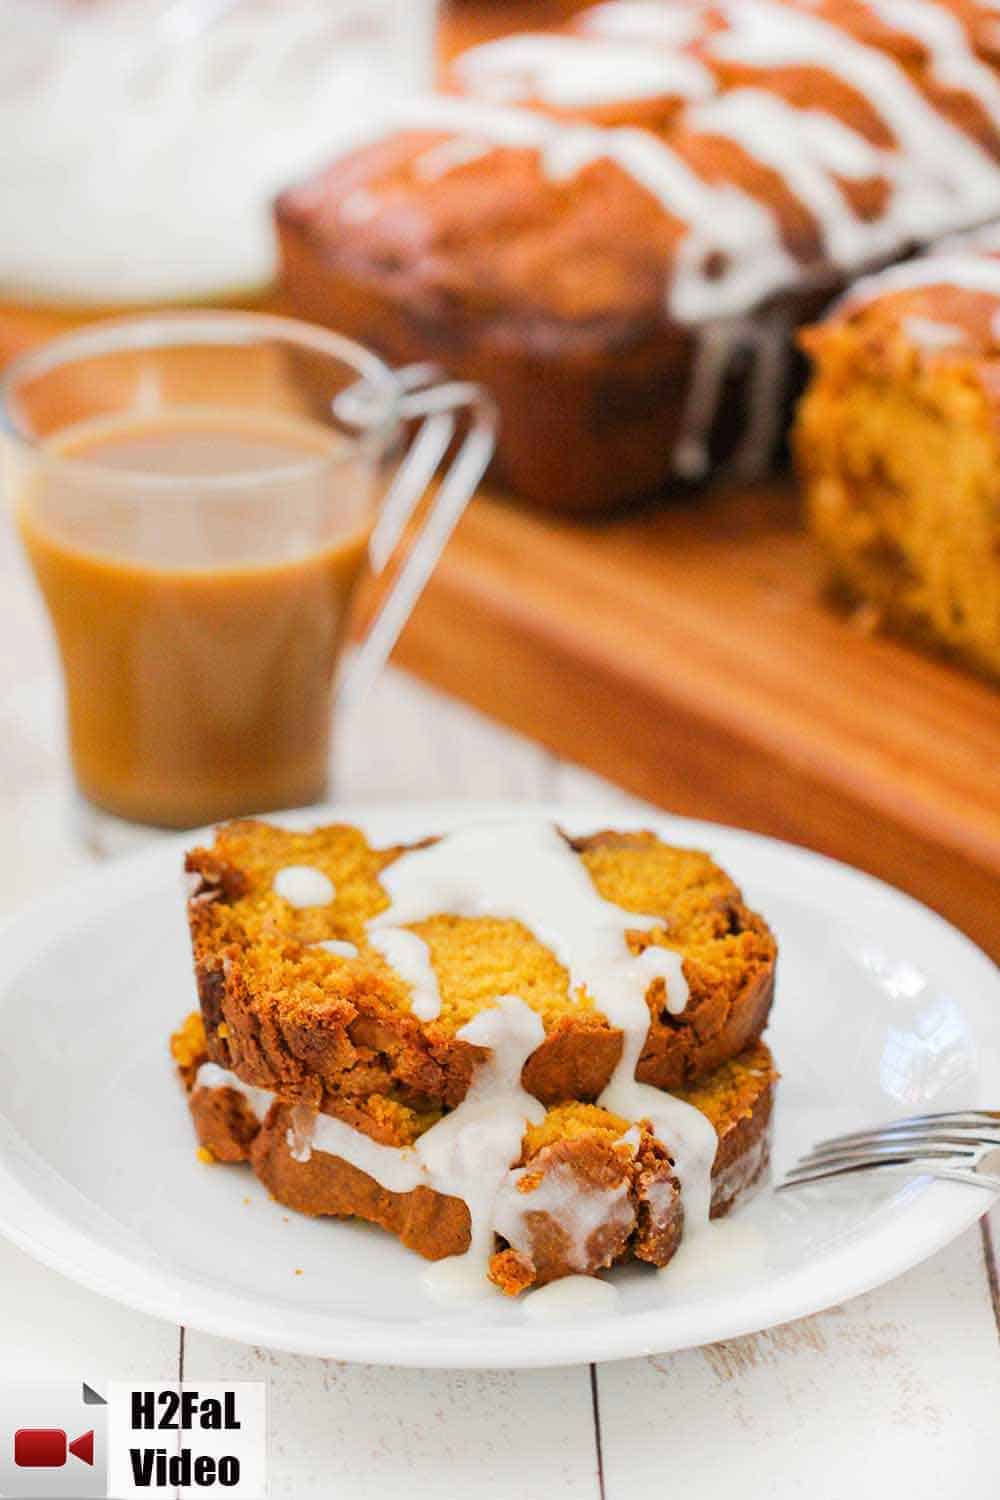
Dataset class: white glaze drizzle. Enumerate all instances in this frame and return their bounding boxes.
[454,32,713,110]
[413,137,492,181]
[387,96,795,323]
[198,999,547,1297]
[730,310,793,479]
[579,2,712,49]
[273,865,335,909]
[369,821,718,1232]
[836,252,1000,313]
[901,315,965,348]
[314,939,359,959]
[673,320,741,480]
[709,2,1000,244]
[938,220,1000,256]
[493,1158,634,1274]
[867,0,1000,134]
[686,88,898,271]
[548,123,797,323]
[370,821,690,1017]
[416,997,547,1299]
[367,927,443,1022]
[194,1062,274,1123]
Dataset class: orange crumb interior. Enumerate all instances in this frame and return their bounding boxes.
[797,303,1000,678]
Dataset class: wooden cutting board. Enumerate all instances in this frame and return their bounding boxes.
[394,480,1000,961]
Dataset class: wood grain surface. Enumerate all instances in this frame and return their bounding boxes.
[395,481,1000,960]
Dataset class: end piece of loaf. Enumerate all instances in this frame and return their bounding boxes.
[796,241,1000,681]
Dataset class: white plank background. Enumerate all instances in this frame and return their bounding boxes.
[1,514,998,1498]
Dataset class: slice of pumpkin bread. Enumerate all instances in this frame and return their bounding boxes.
[185,819,776,1111]
[173,1012,776,1294]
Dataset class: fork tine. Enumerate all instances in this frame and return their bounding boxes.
[789,1142,980,1176]
[808,1129,998,1159]
[778,1157,1000,1193]
[777,1158,930,1191]
[814,1110,1000,1150]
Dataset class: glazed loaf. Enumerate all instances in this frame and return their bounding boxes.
[277,0,1000,512]
[796,231,1000,681]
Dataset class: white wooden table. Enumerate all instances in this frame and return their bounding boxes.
[2,516,999,1499]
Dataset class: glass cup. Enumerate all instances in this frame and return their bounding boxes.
[1,311,494,844]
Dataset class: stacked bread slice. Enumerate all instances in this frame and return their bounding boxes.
[173,817,778,1295]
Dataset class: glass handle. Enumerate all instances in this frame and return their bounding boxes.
[336,365,497,715]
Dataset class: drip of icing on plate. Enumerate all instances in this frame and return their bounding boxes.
[521,1275,621,1322]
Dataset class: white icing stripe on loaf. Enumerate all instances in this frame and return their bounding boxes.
[369,821,691,1018]
[836,253,1000,312]
[389,96,795,321]
[579,2,711,49]
[399,0,1000,327]
[552,124,796,322]
[686,89,899,271]
[868,0,1000,132]
[314,939,359,958]
[454,32,713,109]
[709,2,1000,243]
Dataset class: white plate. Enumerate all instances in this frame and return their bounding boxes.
[0,799,997,1368]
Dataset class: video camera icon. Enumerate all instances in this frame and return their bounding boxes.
[2,1382,106,1497]
[14,1428,95,1468]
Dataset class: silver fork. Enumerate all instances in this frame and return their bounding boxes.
[778,1110,1000,1193]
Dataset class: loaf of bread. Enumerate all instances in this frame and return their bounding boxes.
[796,231,1000,681]
[276,0,1000,512]
[178,814,779,1296]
